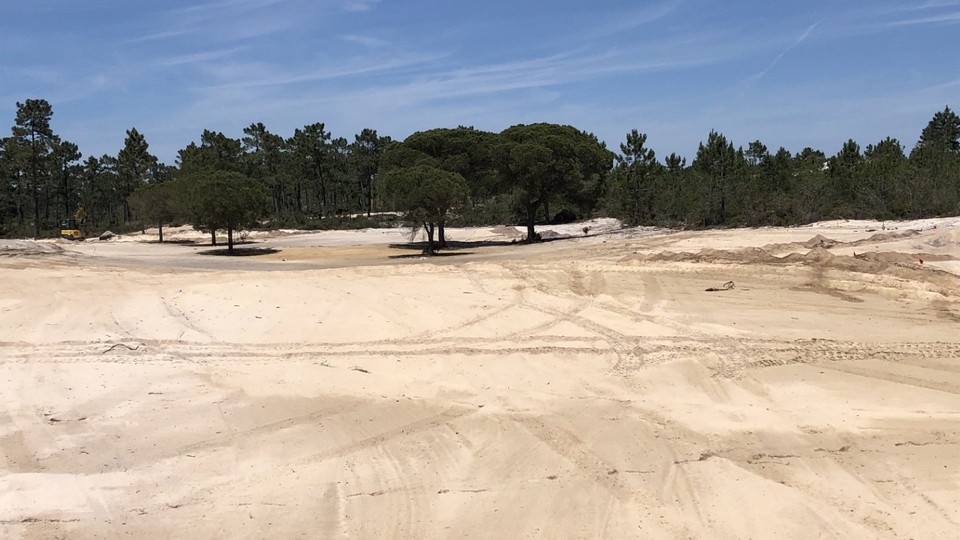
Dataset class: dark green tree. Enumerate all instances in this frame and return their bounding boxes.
[862,138,909,218]
[178,130,244,175]
[51,139,82,220]
[288,123,333,217]
[380,164,468,255]
[498,123,613,241]
[403,127,501,202]
[116,128,158,222]
[829,139,863,215]
[918,106,960,153]
[80,154,120,230]
[0,136,19,232]
[128,181,182,242]
[911,106,960,214]
[792,148,829,223]
[349,129,391,216]
[12,99,56,238]
[692,130,742,226]
[187,171,269,254]
[243,122,288,217]
[609,129,661,225]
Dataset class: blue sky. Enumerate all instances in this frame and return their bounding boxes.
[2,0,958,165]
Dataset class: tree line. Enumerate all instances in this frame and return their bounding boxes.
[2,98,958,254]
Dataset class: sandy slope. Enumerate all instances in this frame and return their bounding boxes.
[1,218,959,539]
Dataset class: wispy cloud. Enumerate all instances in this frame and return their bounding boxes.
[741,20,820,88]
[155,47,247,67]
[887,11,960,26]
[196,51,447,90]
[125,28,194,44]
[874,0,960,27]
[339,34,390,49]
[171,0,289,19]
[917,0,960,8]
[341,0,381,12]
[588,0,684,38]
[256,37,734,109]
[132,0,296,44]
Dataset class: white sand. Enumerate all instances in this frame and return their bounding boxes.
[1,218,959,538]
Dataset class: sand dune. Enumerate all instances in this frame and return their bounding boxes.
[1,218,958,538]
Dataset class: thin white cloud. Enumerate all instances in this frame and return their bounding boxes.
[197,51,447,90]
[341,0,381,12]
[887,11,960,26]
[916,0,960,8]
[125,28,194,44]
[171,0,289,19]
[339,34,390,48]
[588,0,684,38]
[132,0,295,44]
[741,20,820,88]
[155,47,247,67]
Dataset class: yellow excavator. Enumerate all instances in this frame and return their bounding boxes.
[59,207,88,240]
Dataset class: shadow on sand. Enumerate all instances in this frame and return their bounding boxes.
[386,238,527,259]
[198,246,280,257]
[386,235,581,258]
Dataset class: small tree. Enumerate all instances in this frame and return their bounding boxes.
[128,181,181,242]
[188,171,269,254]
[609,129,661,225]
[381,165,468,255]
[498,123,612,242]
[918,106,960,153]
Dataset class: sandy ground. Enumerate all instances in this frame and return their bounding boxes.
[1,217,959,539]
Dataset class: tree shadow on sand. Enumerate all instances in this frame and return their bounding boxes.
[386,235,579,258]
[198,246,280,257]
[387,238,526,258]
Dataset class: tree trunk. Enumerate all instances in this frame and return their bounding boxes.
[318,178,326,217]
[424,222,435,255]
[227,227,234,255]
[273,185,282,220]
[438,222,446,248]
[525,203,538,243]
[158,220,164,243]
[33,185,41,239]
[211,229,217,246]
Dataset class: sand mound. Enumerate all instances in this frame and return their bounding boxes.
[538,230,566,240]
[803,246,835,262]
[641,247,782,264]
[0,241,65,257]
[803,234,837,248]
[490,225,523,239]
[850,229,921,246]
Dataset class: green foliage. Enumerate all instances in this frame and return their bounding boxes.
[350,128,392,216]
[117,128,158,222]
[918,106,960,153]
[5,99,960,240]
[380,164,468,254]
[607,130,662,225]
[128,180,183,242]
[12,99,56,238]
[185,171,270,253]
[498,123,613,241]
[403,127,501,200]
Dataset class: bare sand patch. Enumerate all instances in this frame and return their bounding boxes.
[2,218,959,538]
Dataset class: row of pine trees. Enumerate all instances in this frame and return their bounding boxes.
[1,98,958,240]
